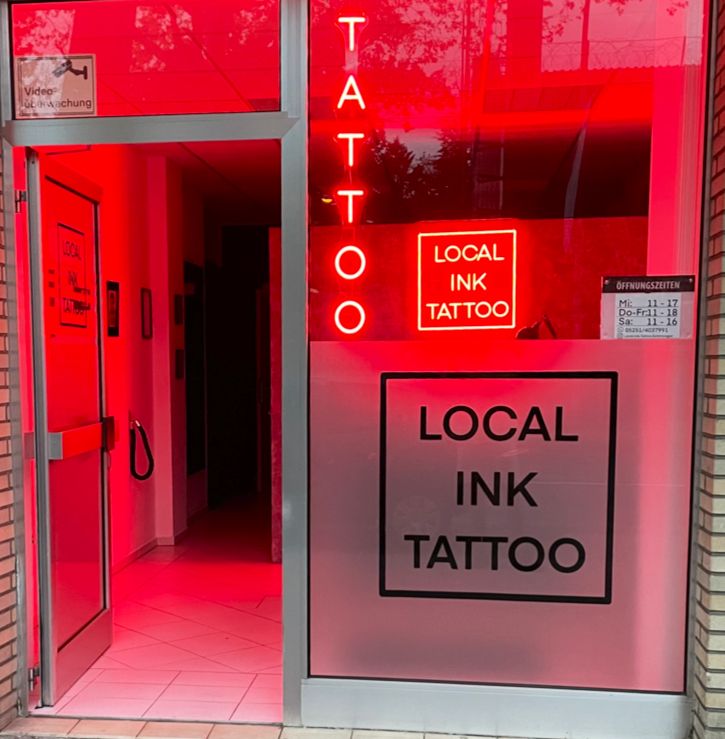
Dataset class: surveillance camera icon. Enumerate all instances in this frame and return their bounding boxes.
[52,59,72,77]
[52,59,88,80]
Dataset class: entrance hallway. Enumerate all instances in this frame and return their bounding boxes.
[32,501,282,723]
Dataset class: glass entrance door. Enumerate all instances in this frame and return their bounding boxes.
[27,151,111,705]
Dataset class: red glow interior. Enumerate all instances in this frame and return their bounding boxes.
[13,141,283,715]
[309,0,706,341]
[309,216,648,340]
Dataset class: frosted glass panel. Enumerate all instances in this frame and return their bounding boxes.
[309,340,692,690]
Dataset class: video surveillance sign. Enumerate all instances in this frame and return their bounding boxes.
[380,372,617,603]
[15,55,96,119]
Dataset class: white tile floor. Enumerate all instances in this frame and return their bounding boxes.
[30,504,282,723]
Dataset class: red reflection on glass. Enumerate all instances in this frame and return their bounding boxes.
[308,0,701,228]
[309,217,649,341]
[12,0,280,117]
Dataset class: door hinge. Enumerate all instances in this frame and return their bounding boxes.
[27,665,39,691]
[14,190,27,213]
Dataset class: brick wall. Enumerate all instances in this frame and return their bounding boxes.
[693,3,725,736]
[0,149,19,729]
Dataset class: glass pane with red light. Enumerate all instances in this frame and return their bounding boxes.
[308,0,707,692]
[11,0,279,117]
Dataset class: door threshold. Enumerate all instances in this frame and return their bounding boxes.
[5,716,283,738]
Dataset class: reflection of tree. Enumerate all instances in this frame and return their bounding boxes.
[314,130,481,223]
[602,0,687,14]
[311,121,647,224]
[15,1,277,85]
[132,5,194,72]
[543,0,581,43]
[544,0,688,44]
[131,1,276,75]
[232,0,277,46]
[313,0,505,121]
[313,125,523,223]
[14,9,75,56]
[13,9,78,105]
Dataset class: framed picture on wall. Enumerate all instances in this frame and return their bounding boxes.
[106,281,120,337]
[141,288,153,339]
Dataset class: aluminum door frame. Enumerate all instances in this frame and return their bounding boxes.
[0,0,309,724]
[26,150,112,705]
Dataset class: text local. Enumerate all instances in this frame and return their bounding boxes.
[404,403,587,575]
[433,242,504,263]
[331,14,368,335]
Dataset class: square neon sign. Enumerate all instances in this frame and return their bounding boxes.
[417,229,517,331]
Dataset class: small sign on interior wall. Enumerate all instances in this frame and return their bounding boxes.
[600,275,695,339]
[106,281,120,337]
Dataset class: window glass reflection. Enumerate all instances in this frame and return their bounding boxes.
[308,0,706,339]
[12,0,280,117]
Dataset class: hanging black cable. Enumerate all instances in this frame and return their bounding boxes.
[130,419,155,481]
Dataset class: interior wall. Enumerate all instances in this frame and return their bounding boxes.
[148,156,190,544]
[55,147,201,562]
[182,186,207,520]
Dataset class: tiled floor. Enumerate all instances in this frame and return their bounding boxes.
[30,501,282,723]
[4,719,521,739]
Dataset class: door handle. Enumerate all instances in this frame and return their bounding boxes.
[48,422,103,460]
[130,419,154,481]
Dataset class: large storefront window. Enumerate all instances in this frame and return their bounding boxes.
[308,0,706,691]
[10,0,280,117]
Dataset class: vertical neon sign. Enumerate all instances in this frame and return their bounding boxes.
[332,12,368,335]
